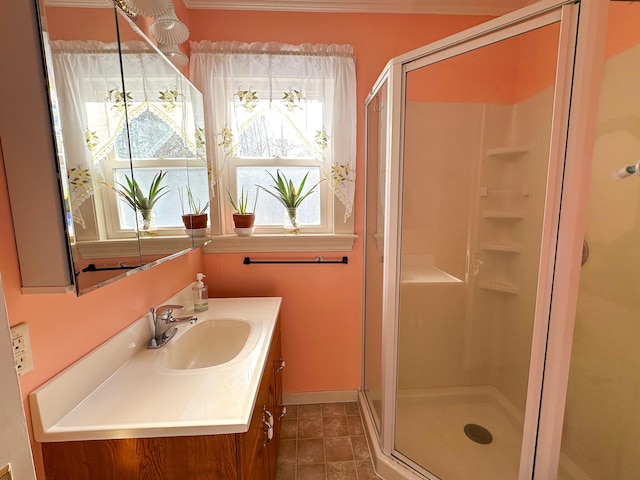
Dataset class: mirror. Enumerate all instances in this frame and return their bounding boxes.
[38,0,209,294]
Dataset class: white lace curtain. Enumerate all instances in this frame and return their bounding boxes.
[50,40,199,227]
[189,41,357,220]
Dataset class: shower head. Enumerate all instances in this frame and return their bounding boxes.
[613,161,640,179]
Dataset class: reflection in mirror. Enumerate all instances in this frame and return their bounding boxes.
[40,1,208,294]
[114,12,208,261]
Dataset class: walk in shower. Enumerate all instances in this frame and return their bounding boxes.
[362,1,637,479]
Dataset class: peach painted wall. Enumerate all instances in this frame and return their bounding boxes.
[46,6,164,43]
[45,7,119,42]
[406,22,560,104]
[0,136,205,478]
[46,4,190,79]
[605,2,640,57]
[189,10,492,394]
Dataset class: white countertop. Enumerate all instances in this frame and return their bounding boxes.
[29,293,282,443]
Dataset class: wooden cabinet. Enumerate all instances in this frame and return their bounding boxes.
[238,324,282,480]
[42,319,283,480]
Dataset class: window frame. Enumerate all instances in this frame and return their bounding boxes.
[222,156,333,235]
[100,157,206,239]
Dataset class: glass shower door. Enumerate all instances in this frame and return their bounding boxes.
[394,22,563,479]
[557,3,640,478]
[363,79,388,434]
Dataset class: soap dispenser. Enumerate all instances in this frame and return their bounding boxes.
[192,273,209,312]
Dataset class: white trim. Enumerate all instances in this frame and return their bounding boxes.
[44,0,112,7]
[183,0,528,16]
[534,0,610,478]
[204,234,357,253]
[380,59,403,458]
[282,390,357,405]
[21,286,76,295]
[518,4,580,478]
[75,237,205,258]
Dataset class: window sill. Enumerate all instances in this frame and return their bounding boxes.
[204,234,358,253]
[74,234,357,258]
[74,236,209,259]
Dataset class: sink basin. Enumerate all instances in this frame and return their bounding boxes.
[159,318,251,370]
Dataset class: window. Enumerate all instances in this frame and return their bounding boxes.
[102,107,208,238]
[225,80,329,233]
[190,41,357,245]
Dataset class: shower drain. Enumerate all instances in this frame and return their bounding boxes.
[463,423,493,444]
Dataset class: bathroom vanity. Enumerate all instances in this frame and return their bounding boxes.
[30,293,284,479]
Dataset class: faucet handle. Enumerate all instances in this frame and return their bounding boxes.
[156,304,184,317]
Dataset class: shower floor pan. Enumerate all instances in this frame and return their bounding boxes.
[393,386,589,480]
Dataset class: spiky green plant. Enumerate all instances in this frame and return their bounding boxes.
[257,169,321,209]
[109,170,169,215]
[180,186,210,215]
[226,187,251,214]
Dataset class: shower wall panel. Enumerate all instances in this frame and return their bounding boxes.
[469,88,554,411]
[559,39,640,480]
[397,102,482,391]
[398,90,553,408]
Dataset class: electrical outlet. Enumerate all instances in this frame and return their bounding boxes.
[0,464,12,480]
[10,323,33,377]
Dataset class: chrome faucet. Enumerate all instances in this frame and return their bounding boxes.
[147,304,198,349]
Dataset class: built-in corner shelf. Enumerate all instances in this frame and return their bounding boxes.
[481,243,522,253]
[486,146,529,159]
[479,281,519,295]
[476,145,531,298]
[482,211,525,220]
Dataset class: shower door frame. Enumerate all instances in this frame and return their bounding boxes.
[362,0,609,478]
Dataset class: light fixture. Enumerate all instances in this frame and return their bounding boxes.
[122,0,170,17]
[149,2,189,45]
[157,43,189,69]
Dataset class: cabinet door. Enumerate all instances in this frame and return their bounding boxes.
[239,367,270,479]
[263,382,277,480]
[241,321,280,480]
[272,328,285,451]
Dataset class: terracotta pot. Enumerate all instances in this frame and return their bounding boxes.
[233,213,255,229]
[182,213,208,230]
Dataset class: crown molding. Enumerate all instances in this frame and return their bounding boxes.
[181,0,530,15]
[45,0,531,15]
[44,0,113,7]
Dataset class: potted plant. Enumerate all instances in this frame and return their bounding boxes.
[257,169,321,234]
[106,170,168,235]
[180,186,209,233]
[227,187,256,235]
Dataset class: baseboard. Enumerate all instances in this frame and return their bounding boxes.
[283,390,358,405]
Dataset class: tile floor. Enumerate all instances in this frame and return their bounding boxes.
[276,402,381,480]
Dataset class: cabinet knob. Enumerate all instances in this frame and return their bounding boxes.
[279,406,287,419]
[276,358,286,372]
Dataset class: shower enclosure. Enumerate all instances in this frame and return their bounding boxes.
[362,0,618,479]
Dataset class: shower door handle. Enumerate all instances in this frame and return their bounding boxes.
[472,257,484,276]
